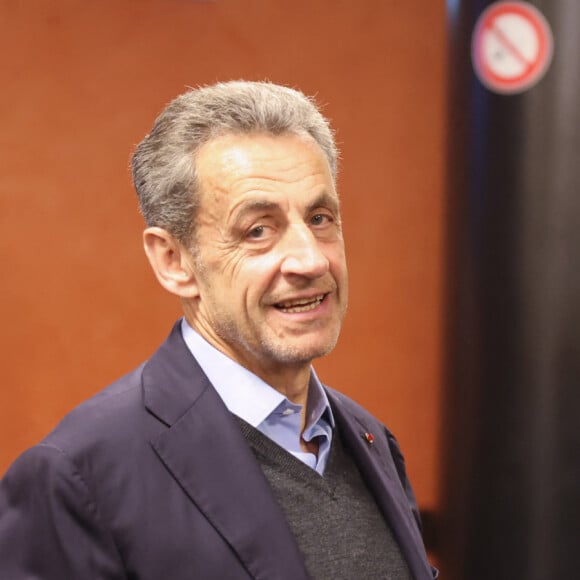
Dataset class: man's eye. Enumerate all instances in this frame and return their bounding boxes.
[248,226,265,238]
[311,214,331,226]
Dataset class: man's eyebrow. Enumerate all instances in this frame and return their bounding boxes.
[229,192,340,222]
[230,199,281,222]
[306,192,340,214]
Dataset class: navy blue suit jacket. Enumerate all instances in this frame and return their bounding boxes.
[0,323,437,579]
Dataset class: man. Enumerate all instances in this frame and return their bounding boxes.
[0,81,437,579]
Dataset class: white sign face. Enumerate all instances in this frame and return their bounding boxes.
[472,1,553,94]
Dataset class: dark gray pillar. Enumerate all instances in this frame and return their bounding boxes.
[442,1,580,579]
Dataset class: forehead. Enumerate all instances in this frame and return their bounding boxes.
[194,132,335,201]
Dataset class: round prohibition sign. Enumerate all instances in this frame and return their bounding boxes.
[472,1,554,94]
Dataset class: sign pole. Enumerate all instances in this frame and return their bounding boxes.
[442,1,580,578]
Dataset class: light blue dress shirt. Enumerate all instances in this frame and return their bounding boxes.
[180,319,335,474]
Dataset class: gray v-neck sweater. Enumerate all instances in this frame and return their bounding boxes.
[237,419,412,580]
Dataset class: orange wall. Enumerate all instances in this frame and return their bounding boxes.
[0,0,446,511]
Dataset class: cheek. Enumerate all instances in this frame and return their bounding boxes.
[327,244,348,274]
[209,246,287,300]
[203,248,250,293]
[239,253,284,298]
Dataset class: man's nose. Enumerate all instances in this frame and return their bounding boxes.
[279,224,329,278]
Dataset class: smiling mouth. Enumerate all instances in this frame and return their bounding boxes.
[274,294,327,313]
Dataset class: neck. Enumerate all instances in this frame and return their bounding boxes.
[183,310,313,408]
[253,364,312,407]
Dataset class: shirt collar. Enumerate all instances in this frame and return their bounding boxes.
[180,318,335,430]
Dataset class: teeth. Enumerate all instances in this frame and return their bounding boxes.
[277,295,324,313]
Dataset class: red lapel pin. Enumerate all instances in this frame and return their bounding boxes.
[362,432,375,444]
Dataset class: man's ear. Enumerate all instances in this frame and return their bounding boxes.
[143,227,199,298]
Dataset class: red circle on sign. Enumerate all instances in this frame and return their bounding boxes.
[472,1,553,94]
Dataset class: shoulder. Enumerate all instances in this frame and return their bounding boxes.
[0,368,152,577]
[1,360,163,516]
[8,321,196,482]
[37,361,160,470]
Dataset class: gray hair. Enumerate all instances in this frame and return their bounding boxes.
[131,80,338,245]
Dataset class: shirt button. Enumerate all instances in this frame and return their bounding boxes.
[282,408,295,416]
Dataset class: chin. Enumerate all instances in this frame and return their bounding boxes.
[269,335,340,365]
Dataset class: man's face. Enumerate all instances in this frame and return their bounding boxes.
[185,132,348,379]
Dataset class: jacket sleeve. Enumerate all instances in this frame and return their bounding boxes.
[0,444,125,579]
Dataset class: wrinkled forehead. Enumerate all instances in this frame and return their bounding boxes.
[194,132,335,196]
[194,129,334,180]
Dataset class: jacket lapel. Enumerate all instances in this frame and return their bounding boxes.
[327,389,433,580]
[142,323,309,580]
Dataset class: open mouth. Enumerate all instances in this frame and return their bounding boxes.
[274,294,327,313]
